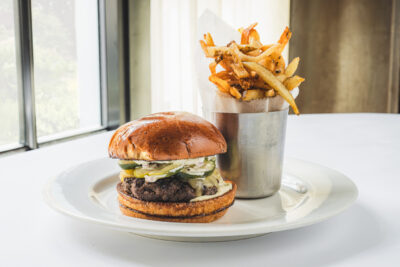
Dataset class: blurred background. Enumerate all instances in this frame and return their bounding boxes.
[0,0,399,154]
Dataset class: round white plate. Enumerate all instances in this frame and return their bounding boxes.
[44,157,358,242]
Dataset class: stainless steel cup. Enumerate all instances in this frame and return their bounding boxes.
[203,109,288,198]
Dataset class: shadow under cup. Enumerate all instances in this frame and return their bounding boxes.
[203,109,288,198]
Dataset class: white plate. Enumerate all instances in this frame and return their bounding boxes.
[44,157,358,242]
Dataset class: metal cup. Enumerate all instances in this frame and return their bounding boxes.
[203,109,288,198]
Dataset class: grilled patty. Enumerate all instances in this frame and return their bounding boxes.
[122,177,217,202]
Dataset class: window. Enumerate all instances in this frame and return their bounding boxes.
[0,0,127,154]
[31,0,101,141]
[0,0,19,149]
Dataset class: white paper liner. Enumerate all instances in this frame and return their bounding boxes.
[196,10,299,113]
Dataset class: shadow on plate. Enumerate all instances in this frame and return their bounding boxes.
[69,203,385,267]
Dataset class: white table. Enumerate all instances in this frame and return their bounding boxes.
[1,114,399,267]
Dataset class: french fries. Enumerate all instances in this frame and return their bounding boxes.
[285,57,300,77]
[231,64,249,78]
[275,73,287,82]
[229,42,281,62]
[209,61,217,74]
[209,75,230,93]
[215,71,232,80]
[200,24,305,114]
[241,23,258,44]
[204,32,215,46]
[284,75,305,91]
[271,52,285,74]
[242,89,264,101]
[230,87,242,99]
[243,62,300,115]
[200,43,230,57]
[259,57,275,72]
[277,26,292,53]
[252,79,272,90]
[261,44,273,51]
[265,89,276,97]
[246,49,262,57]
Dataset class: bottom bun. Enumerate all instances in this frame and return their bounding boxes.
[117,181,236,223]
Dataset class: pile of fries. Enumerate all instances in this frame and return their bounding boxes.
[200,23,305,115]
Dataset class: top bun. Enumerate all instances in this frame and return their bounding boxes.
[108,111,227,161]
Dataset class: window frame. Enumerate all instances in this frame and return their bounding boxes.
[1,0,129,155]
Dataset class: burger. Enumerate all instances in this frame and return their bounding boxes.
[108,111,236,223]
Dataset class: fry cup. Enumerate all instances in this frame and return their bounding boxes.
[203,109,288,198]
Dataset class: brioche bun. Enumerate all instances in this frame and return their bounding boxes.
[108,111,227,161]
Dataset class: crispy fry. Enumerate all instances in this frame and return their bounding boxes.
[199,40,210,57]
[260,44,273,51]
[231,78,271,90]
[248,30,261,49]
[219,58,233,72]
[229,49,250,78]
[238,79,252,90]
[252,78,272,90]
[229,42,281,62]
[250,71,258,78]
[285,57,300,77]
[265,89,276,97]
[229,87,241,99]
[284,75,305,91]
[249,29,260,42]
[275,73,287,82]
[258,57,275,73]
[246,49,262,57]
[243,62,299,115]
[215,71,232,79]
[203,42,279,62]
[249,39,263,49]
[209,61,217,74]
[278,26,292,44]
[201,45,230,57]
[204,32,215,46]
[209,75,231,93]
[231,62,249,78]
[237,43,259,53]
[199,40,221,58]
[277,26,292,53]
[242,89,264,101]
[271,52,285,74]
[215,85,227,94]
[241,23,258,44]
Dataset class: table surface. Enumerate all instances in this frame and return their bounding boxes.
[1,113,399,267]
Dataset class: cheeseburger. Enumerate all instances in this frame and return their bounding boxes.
[108,111,236,223]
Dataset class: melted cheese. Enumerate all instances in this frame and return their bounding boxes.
[187,169,232,202]
[187,173,219,197]
[120,169,134,181]
[190,181,232,202]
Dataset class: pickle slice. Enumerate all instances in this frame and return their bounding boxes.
[118,160,140,170]
[133,163,184,179]
[178,160,216,179]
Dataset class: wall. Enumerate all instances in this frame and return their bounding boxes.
[290,0,400,113]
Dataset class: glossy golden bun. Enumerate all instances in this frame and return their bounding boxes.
[108,111,227,160]
[117,181,236,223]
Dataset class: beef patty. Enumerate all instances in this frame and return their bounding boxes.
[122,177,218,202]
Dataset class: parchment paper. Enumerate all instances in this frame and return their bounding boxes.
[196,10,299,113]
